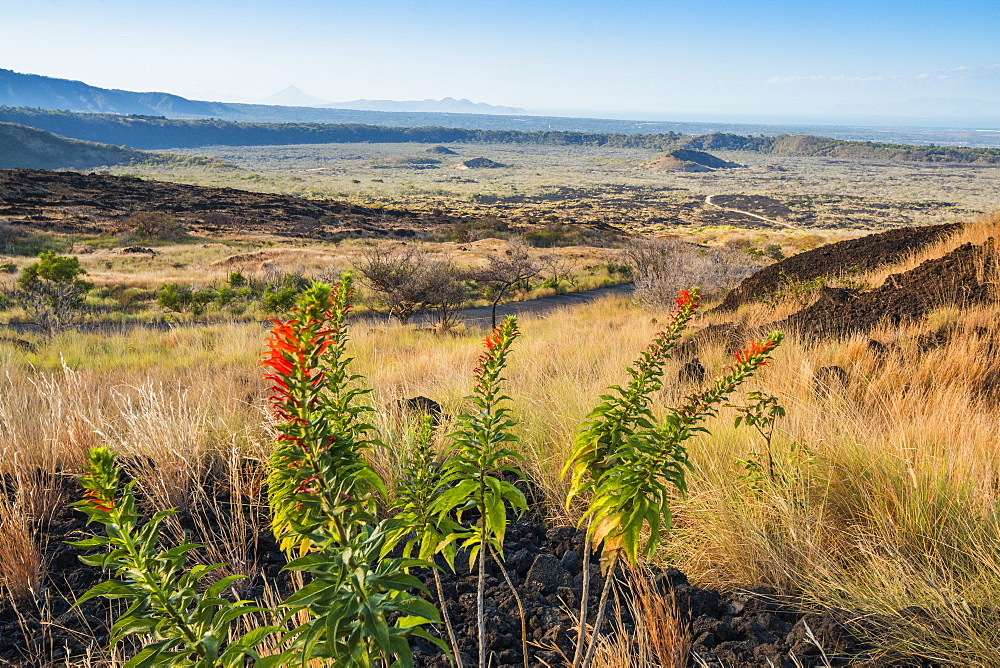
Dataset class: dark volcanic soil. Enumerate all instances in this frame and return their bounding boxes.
[715,223,962,312]
[0,474,874,668]
[782,238,998,337]
[0,168,458,241]
[688,224,997,349]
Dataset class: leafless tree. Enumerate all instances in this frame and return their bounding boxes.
[538,253,578,288]
[623,237,760,308]
[423,258,471,332]
[354,244,432,323]
[475,240,540,328]
[354,244,471,327]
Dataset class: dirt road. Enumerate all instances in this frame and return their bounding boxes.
[410,281,635,328]
[0,283,636,335]
[705,194,797,229]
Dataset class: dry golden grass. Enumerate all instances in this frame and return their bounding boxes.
[0,496,43,602]
[570,566,691,668]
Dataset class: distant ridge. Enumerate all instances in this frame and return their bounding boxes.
[324,97,525,115]
[0,68,231,117]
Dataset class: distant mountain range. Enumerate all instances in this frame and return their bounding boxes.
[0,68,523,118]
[320,97,525,114]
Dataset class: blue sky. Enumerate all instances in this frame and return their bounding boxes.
[1,0,998,122]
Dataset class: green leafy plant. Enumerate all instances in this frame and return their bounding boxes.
[383,417,465,666]
[565,288,784,668]
[261,285,299,314]
[156,283,216,317]
[278,525,445,667]
[72,448,272,668]
[729,390,785,482]
[434,316,528,668]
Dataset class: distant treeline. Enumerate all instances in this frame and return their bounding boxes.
[2,106,999,165]
[0,107,683,150]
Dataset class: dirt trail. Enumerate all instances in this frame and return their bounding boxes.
[412,281,634,328]
[0,283,635,335]
[705,194,797,229]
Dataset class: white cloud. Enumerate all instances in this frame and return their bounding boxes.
[915,64,999,80]
[766,74,883,84]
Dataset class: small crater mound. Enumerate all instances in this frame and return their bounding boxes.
[648,149,744,172]
[454,157,505,169]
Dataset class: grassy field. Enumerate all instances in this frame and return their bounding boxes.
[1,214,999,664]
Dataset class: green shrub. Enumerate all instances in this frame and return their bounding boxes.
[156,283,216,316]
[13,251,93,334]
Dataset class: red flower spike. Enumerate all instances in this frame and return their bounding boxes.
[83,489,113,513]
[675,289,696,309]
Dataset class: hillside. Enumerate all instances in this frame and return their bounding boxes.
[0,122,149,169]
[648,148,744,171]
[2,106,998,165]
[0,68,231,117]
[713,222,963,311]
[673,131,1000,164]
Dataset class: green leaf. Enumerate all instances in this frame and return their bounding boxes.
[73,579,135,606]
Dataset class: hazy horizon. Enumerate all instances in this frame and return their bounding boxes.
[2,0,998,127]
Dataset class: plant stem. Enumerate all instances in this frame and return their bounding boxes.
[581,552,618,668]
[117,514,204,654]
[433,568,464,668]
[477,519,486,668]
[571,529,592,668]
[489,544,529,668]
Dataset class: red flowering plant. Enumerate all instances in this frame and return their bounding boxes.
[262,275,444,666]
[575,331,783,668]
[263,276,384,554]
[562,287,701,667]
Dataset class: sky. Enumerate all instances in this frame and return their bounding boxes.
[1,0,998,124]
